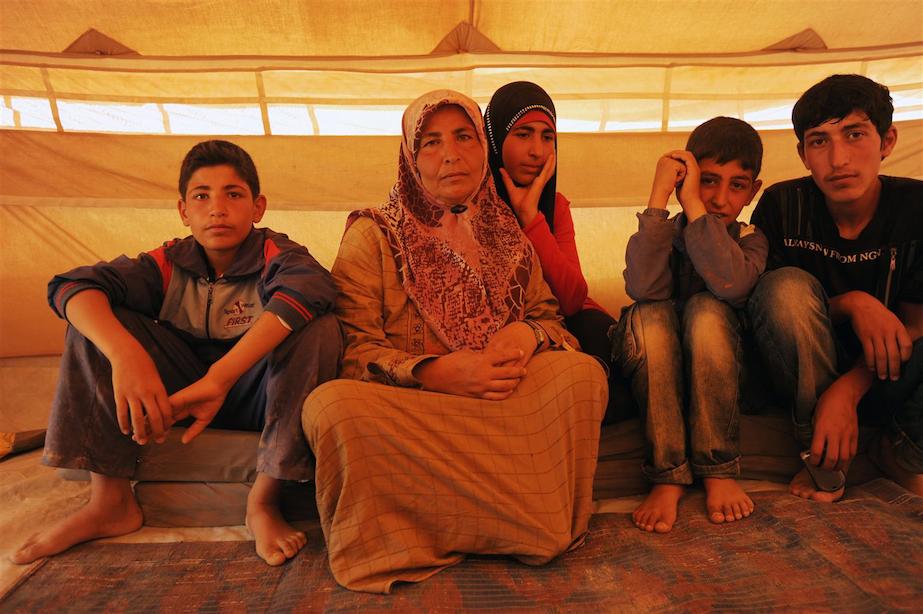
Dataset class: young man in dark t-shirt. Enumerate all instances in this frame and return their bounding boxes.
[748,74,923,501]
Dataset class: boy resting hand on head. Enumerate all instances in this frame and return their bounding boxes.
[612,117,767,533]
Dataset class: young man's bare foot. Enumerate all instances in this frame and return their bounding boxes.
[789,466,846,502]
[703,477,754,523]
[869,433,923,496]
[10,474,142,565]
[633,484,684,533]
[246,473,306,566]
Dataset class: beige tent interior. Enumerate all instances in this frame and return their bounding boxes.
[1,0,922,606]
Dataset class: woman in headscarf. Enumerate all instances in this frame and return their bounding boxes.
[484,82,618,389]
[302,90,607,593]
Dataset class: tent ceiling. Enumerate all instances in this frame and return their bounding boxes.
[1,0,921,57]
[2,2,920,136]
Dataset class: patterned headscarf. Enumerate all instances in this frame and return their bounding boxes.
[351,89,532,351]
[484,81,558,232]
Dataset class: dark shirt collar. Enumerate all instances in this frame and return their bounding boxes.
[164,227,263,279]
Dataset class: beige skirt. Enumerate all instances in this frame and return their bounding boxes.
[302,351,607,593]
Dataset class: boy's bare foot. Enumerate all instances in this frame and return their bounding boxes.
[633,484,684,533]
[789,466,846,502]
[703,477,754,523]
[10,474,142,565]
[869,433,923,496]
[246,474,306,566]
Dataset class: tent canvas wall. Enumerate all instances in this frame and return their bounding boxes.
[2,0,922,358]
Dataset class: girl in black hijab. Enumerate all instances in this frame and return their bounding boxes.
[485,82,628,415]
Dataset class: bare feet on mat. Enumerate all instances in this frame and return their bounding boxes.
[246,474,306,566]
[789,467,845,502]
[869,433,923,496]
[703,477,754,523]
[633,484,684,533]
[10,474,142,565]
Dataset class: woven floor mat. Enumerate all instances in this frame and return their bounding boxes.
[3,479,921,612]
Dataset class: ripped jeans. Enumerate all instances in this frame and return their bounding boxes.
[611,293,745,484]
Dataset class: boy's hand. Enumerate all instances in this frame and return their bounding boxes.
[168,375,230,444]
[666,151,707,221]
[110,344,171,445]
[499,150,555,227]
[836,291,913,380]
[809,372,863,471]
[647,153,687,209]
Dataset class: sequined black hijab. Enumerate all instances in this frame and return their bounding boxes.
[484,81,558,232]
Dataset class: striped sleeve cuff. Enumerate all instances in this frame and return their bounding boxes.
[265,290,314,331]
[53,282,104,320]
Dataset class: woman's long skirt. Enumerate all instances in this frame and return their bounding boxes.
[302,351,607,593]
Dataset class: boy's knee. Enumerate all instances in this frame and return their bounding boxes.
[682,294,738,346]
[750,268,824,314]
[633,301,679,341]
[309,313,344,351]
[285,313,344,359]
[613,301,679,370]
[683,293,733,323]
[749,267,828,333]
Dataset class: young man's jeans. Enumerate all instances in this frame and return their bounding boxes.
[612,292,744,484]
[747,267,923,473]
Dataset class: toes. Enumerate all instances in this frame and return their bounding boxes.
[633,510,652,531]
[809,488,843,503]
[265,533,307,562]
[10,545,37,565]
[262,550,286,567]
[278,541,295,559]
[10,535,47,565]
[635,518,653,532]
[653,520,672,533]
[708,510,726,524]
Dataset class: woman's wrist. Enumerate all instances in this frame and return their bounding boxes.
[522,319,548,352]
[411,356,440,386]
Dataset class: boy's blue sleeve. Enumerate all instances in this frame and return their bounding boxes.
[259,231,336,331]
[47,252,165,320]
[623,208,677,302]
[683,215,768,308]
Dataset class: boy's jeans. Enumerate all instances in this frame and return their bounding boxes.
[42,308,343,482]
[612,292,743,484]
[748,267,923,473]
